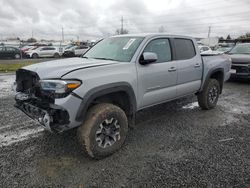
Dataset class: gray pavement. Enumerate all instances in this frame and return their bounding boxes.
[0,74,249,187]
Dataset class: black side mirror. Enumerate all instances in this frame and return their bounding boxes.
[139,52,158,65]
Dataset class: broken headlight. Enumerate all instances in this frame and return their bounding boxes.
[39,80,81,96]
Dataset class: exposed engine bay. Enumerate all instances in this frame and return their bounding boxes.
[14,69,70,133]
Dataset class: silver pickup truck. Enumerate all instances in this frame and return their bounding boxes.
[14,34,231,159]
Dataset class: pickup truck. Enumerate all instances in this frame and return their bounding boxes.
[228,43,250,79]
[14,34,231,159]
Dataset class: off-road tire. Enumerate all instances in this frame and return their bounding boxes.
[198,79,220,110]
[32,53,38,58]
[77,103,128,159]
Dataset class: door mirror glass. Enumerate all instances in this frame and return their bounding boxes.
[139,52,158,65]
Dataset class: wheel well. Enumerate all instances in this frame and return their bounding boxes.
[89,91,133,116]
[210,71,224,93]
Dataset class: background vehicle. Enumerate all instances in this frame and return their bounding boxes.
[62,46,77,57]
[199,45,212,53]
[228,43,250,79]
[14,34,231,159]
[26,46,62,58]
[215,46,233,54]
[0,46,21,59]
[74,46,89,56]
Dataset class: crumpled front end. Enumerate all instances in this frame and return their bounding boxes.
[14,69,82,133]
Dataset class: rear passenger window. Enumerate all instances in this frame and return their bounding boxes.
[174,39,196,60]
[143,38,172,63]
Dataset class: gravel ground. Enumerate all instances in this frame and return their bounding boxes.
[0,74,249,188]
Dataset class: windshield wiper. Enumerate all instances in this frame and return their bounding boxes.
[82,56,88,59]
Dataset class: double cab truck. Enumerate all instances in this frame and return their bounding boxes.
[14,34,231,159]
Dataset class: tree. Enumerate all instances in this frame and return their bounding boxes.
[115,28,129,35]
[226,35,232,40]
[219,36,224,41]
[158,26,165,33]
[27,38,37,43]
[238,32,250,39]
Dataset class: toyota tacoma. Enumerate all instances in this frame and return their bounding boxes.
[14,34,231,159]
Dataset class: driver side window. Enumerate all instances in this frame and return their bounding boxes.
[143,38,172,63]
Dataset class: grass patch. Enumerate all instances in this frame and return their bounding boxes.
[0,62,35,72]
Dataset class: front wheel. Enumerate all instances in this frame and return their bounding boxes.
[77,103,128,159]
[197,79,220,110]
[32,53,38,58]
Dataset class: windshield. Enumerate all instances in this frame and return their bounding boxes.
[83,37,144,62]
[216,47,231,52]
[229,44,250,54]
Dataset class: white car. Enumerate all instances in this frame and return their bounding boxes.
[74,46,89,56]
[198,45,212,53]
[26,46,62,58]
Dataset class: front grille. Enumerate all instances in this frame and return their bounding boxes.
[231,65,250,74]
[16,69,40,92]
[16,69,55,103]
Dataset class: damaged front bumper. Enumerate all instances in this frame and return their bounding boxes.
[15,92,82,133]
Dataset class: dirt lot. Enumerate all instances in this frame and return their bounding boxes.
[0,74,249,188]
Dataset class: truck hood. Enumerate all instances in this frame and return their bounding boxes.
[23,57,119,79]
[229,54,250,64]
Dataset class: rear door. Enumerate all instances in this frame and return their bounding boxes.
[39,47,47,57]
[173,38,202,97]
[44,47,56,57]
[5,47,15,58]
[137,38,177,108]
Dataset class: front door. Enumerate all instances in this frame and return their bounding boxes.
[137,38,178,109]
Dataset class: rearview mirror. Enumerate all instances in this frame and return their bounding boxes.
[139,52,158,65]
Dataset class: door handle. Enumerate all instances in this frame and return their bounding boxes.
[194,63,201,68]
[168,67,177,72]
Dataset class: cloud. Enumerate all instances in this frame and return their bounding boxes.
[0,0,249,40]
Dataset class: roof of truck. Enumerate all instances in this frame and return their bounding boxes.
[111,33,195,40]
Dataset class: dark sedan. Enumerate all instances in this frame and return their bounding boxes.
[229,43,250,79]
[0,46,21,59]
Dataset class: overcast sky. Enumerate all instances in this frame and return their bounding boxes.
[0,0,250,41]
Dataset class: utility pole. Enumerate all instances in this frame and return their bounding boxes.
[208,26,211,47]
[62,27,64,43]
[207,26,211,38]
[121,16,124,34]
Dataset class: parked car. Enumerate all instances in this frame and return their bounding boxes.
[62,46,77,57]
[14,34,231,159]
[228,43,250,79]
[0,46,21,59]
[26,46,62,58]
[199,45,212,53]
[74,46,90,56]
[215,46,233,54]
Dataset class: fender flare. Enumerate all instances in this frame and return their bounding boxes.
[75,82,137,122]
[200,68,224,93]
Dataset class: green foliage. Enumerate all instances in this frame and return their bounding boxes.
[238,32,250,39]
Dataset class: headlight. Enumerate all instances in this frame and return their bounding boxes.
[39,80,81,94]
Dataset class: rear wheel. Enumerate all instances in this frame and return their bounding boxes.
[32,53,38,58]
[77,103,128,159]
[54,53,60,58]
[198,79,220,110]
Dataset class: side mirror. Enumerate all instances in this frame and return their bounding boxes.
[139,52,158,65]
